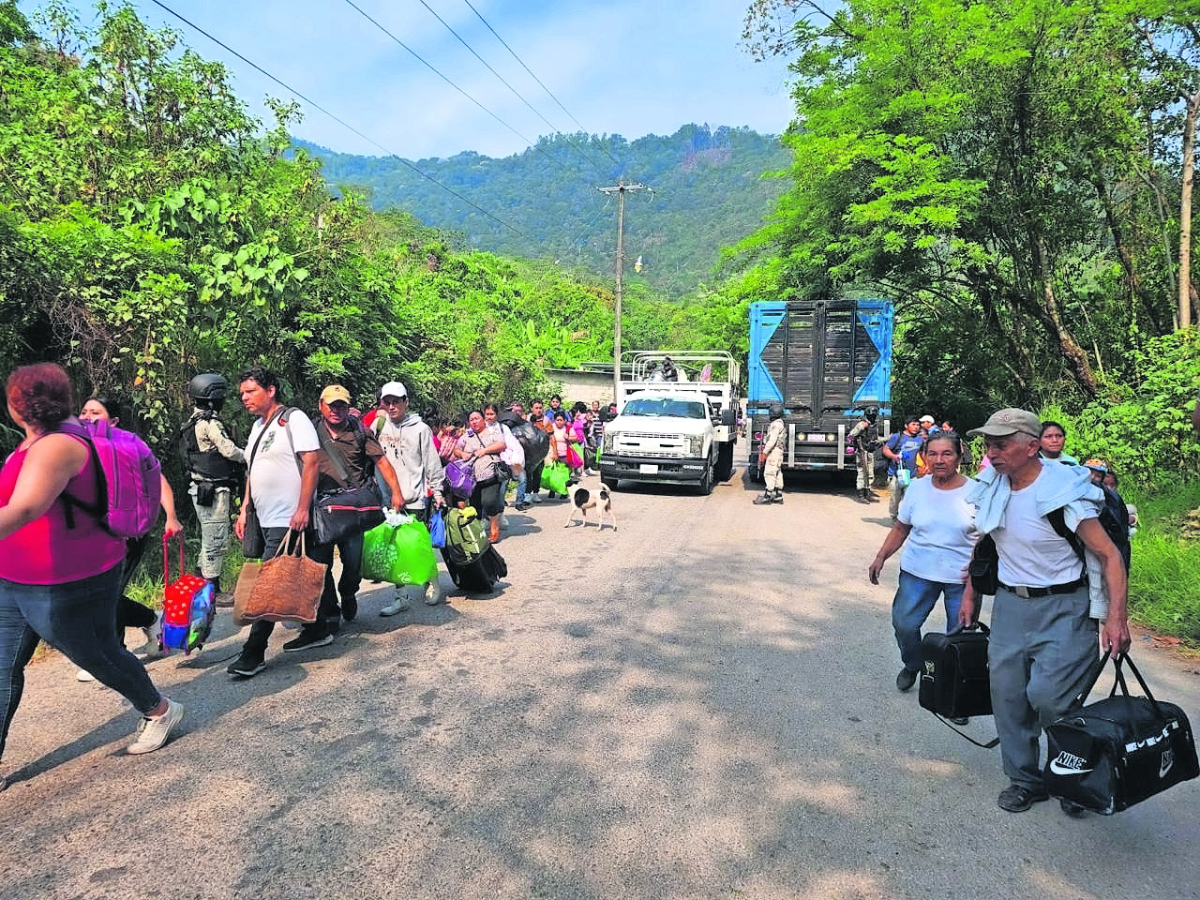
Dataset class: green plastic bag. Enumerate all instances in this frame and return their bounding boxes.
[542,460,571,495]
[362,517,438,586]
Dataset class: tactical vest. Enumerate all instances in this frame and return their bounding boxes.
[178,412,243,484]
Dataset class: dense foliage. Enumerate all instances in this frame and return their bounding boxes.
[0,2,708,462]
[734,0,1200,470]
[299,124,792,300]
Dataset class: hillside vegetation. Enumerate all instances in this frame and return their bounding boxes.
[298,125,792,299]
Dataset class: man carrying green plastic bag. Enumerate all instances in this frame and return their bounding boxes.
[363,511,438,590]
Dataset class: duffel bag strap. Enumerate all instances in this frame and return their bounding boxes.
[1110,653,1168,720]
[933,713,999,749]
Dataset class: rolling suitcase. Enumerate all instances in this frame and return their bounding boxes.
[1045,652,1199,814]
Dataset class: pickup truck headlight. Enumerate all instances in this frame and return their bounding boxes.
[688,435,704,456]
[602,432,616,452]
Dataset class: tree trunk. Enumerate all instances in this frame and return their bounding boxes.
[1179,86,1199,329]
[1034,234,1100,396]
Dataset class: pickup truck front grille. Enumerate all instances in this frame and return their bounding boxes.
[613,432,690,457]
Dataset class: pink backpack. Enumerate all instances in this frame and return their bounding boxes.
[60,420,162,538]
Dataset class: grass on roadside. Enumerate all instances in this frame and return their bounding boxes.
[1125,482,1200,647]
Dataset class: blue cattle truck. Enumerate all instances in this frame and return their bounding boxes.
[747,298,894,479]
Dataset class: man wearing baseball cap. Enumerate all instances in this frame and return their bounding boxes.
[309,384,404,633]
[959,408,1130,816]
[372,382,445,614]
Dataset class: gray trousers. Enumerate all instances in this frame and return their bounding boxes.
[989,585,1098,790]
[189,483,233,581]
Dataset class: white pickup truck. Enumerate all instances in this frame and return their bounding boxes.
[599,352,740,493]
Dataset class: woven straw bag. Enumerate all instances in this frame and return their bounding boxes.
[239,530,325,624]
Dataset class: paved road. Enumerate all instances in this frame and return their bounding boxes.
[3,464,1199,900]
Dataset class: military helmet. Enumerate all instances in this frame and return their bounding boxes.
[187,373,227,402]
[865,405,879,419]
[769,404,785,420]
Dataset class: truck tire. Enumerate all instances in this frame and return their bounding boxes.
[601,475,619,491]
[698,462,714,495]
[714,442,735,482]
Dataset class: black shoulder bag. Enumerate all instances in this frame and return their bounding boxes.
[312,419,386,546]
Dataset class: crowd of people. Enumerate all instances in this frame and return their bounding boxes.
[864,407,1135,816]
[0,363,618,783]
[0,364,1145,818]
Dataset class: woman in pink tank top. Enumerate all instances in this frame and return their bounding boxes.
[0,364,184,790]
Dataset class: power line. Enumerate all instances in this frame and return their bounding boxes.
[342,0,570,174]
[147,0,532,241]
[459,0,624,171]
[414,0,609,176]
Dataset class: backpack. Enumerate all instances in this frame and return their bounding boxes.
[1047,489,1132,572]
[443,506,489,567]
[59,420,162,538]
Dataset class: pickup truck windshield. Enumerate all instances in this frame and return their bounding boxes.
[623,398,707,419]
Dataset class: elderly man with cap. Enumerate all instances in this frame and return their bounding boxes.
[310,384,404,630]
[371,381,446,614]
[959,408,1130,816]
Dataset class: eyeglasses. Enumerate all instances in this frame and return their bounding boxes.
[382,396,408,406]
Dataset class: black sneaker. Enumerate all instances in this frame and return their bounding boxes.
[896,667,919,692]
[282,626,334,653]
[341,595,358,622]
[997,783,1049,812]
[227,655,266,678]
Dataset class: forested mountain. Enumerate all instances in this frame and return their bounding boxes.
[295,125,792,298]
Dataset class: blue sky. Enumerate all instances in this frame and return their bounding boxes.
[20,0,797,162]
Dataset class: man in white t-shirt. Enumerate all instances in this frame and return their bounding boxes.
[228,367,329,678]
[961,408,1129,816]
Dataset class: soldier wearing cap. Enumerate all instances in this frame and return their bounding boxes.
[311,385,404,628]
[960,408,1130,816]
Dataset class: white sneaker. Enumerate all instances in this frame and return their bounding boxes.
[500,515,510,528]
[76,669,96,682]
[380,591,411,617]
[127,699,184,755]
[530,494,543,504]
[424,581,444,606]
[140,612,165,659]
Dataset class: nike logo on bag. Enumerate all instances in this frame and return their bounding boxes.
[1050,751,1093,776]
[1160,749,1175,779]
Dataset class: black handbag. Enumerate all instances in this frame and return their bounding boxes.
[312,417,387,545]
[1044,652,1199,814]
[968,535,999,595]
[313,481,386,545]
[920,623,994,719]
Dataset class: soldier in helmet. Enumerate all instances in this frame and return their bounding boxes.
[848,405,881,503]
[179,374,245,605]
[753,404,786,505]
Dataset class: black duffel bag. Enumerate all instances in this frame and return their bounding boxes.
[1044,652,1199,815]
[313,480,386,546]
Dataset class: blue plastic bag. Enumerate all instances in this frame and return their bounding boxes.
[428,507,446,549]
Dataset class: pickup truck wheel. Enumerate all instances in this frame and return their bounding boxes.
[714,442,735,482]
[698,463,714,495]
[601,475,619,491]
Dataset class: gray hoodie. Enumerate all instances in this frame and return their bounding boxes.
[374,412,445,511]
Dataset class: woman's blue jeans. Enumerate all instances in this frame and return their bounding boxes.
[0,563,162,760]
[891,569,964,673]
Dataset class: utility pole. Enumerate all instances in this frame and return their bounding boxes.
[597,180,648,398]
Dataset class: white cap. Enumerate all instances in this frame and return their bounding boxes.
[919,415,935,424]
[379,381,408,400]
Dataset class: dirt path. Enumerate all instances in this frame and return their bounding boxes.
[2,465,1198,900]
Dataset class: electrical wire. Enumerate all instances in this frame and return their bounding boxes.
[460,0,624,171]
[414,0,611,177]
[146,0,532,240]
[342,0,571,174]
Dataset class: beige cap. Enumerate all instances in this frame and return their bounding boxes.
[320,384,351,404]
[966,408,1041,439]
